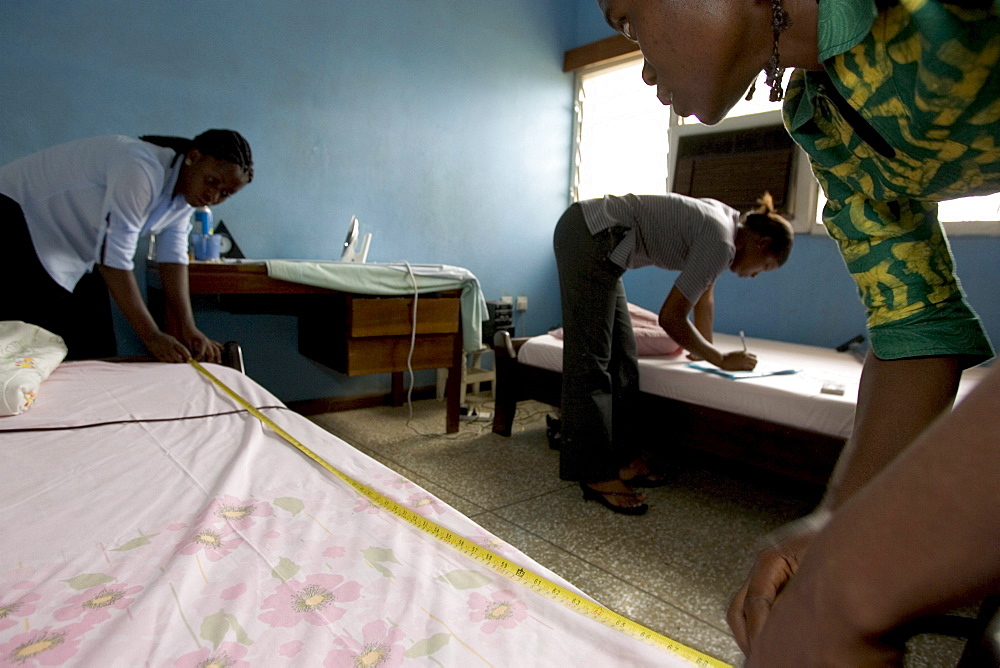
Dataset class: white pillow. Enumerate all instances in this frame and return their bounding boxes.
[0,321,68,416]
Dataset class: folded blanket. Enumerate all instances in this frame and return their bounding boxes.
[549,303,683,357]
[0,321,68,416]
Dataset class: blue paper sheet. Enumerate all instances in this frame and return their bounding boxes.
[686,361,802,380]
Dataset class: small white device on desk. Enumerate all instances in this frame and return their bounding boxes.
[341,215,372,263]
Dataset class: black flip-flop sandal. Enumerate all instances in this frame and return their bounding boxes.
[580,483,649,515]
[621,473,671,488]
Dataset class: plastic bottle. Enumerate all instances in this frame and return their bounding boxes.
[194,206,213,235]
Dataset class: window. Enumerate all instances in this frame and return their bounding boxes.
[572,58,670,201]
[671,125,797,217]
[939,193,1000,231]
[675,71,785,126]
[572,57,815,231]
[570,51,1000,235]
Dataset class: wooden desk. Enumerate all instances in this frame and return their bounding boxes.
[147,261,465,433]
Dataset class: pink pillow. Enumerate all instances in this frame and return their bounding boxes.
[548,303,683,357]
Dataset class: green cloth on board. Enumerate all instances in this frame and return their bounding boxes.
[266,260,487,353]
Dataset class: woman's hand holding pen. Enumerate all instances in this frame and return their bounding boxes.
[719,350,758,371]
[686,338,757,370]
[690,342,755,370]
[718,328,758,370]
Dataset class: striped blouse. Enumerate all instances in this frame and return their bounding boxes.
[578,193,738,304]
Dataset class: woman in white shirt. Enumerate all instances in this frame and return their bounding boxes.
[0,129,253,363]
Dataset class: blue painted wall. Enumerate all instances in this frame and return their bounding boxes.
[3,1,995,404]
[2,0,578,401]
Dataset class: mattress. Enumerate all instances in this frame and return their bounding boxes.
[517,332,991,440]
[0,360,701,666]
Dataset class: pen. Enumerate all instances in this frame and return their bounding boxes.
[740,330,747,352]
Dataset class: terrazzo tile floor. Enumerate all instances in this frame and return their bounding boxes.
[308,395,969,667]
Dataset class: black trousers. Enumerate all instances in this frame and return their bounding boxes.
[0,194,117,359]
[553,203,640,482]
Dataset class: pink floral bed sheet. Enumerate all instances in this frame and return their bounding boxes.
[0,361,688,667]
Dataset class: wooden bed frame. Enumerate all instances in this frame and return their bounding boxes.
[491,332,846,487]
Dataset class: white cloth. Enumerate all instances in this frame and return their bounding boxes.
[0,135,192,291]
[0,321,67,416]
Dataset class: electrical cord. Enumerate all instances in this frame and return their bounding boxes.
[396,261,544,440]
[398,261,473,440]
[402,260,419,410]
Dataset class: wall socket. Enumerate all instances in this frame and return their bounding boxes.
[515,296,528,312]
[499,296,513,304]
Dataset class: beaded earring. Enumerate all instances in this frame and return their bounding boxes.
[745,0,793,101]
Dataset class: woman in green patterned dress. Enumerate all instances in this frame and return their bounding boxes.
[595,0,1000,663]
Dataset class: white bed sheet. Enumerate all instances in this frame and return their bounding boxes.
[518,332,990,440]
[0,361,693,667]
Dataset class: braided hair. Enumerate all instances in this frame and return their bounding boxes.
[140,129,254,182]
[741,192,793,264]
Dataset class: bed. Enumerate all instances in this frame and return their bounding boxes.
[492,330,991,485]
[0,347,716,666]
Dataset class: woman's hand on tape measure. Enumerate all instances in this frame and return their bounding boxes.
[183,329,222,364]
[144,331,193,363]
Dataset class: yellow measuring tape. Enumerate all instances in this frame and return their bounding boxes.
[190,359,731,667]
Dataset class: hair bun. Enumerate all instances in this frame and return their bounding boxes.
[755,191,776,214]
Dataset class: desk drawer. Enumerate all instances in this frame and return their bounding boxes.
[344,335,456,375]
[298,293,462,377]
[300,332,458,376]
[348,296,459,337]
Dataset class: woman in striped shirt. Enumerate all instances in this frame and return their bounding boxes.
[553,192,793,515]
